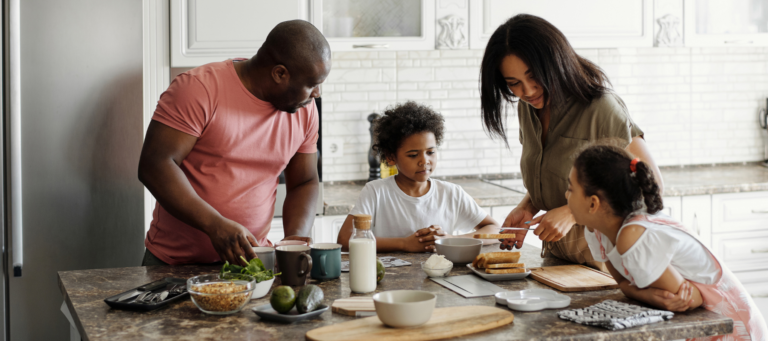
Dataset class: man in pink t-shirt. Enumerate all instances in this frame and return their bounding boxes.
[138,20,331,265]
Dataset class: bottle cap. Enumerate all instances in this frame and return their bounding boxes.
[352,214,372,230]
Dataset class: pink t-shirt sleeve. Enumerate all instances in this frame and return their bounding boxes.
[152,74,212,137]
[297,100,319,154]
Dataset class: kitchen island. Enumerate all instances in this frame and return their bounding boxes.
[59,245,732,340]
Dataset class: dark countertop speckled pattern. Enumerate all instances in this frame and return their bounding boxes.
[324,163,768,215]
[59,245,732,340]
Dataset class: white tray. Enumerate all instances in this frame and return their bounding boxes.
[494,289,570,312]
[466,264,531,281]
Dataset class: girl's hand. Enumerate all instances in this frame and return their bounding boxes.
[641,281,695,312]
[500,207,536,250]
[529,205,576,242]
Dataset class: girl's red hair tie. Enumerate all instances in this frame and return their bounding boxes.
[630,158,640,173]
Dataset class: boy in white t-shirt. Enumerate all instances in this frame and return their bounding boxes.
[337,101,501,252]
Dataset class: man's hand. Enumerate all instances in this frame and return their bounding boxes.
[637,281,695,312]
[500,206,536,250]
[282,235,312,245]
[529,205,576,242]
[206,218,258,266]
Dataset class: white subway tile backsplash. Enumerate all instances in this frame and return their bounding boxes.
[321,47,768,181]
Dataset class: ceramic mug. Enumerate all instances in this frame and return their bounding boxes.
[252,247,275,272]
[310,243,342,280]
[275,245,313,286]
[275,240,308,247]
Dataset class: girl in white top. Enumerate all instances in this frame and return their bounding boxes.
[337,101,500,252]
[566,142,766,340]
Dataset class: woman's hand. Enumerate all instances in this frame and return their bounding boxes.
[499,206,536,250]
[529,205,576,242]
[637,281,695,312]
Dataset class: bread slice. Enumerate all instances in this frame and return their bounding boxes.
[473,252,521,268]
[487,263,525,269]
[485,268,527,274]
[473,234,516,239]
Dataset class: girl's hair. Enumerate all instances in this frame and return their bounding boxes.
[480,14,610,145]
[573,142,663,218]
[372,101,444,160]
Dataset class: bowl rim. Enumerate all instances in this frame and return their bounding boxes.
[434,238,483,246]
[373,290,437,305]
[420,261,453,271]
[187,273,256,295]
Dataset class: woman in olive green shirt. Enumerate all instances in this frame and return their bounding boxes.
[479,14,664,269]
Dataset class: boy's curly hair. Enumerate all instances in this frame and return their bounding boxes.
[372,101,445,161]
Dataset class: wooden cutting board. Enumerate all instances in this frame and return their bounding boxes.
[306,306,514,341]
[529,265,619,292]
[331,297,376,316]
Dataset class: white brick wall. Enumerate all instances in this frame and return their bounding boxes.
[321,47,768,181]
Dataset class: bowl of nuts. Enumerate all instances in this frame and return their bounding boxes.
[187,273,255,315]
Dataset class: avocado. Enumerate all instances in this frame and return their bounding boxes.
[296,284,324,314]
[377,259,385,283]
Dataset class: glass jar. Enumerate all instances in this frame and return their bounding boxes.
[349,214,377,293]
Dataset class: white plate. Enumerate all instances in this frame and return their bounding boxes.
[493,289,556,305]
[502,290,571,312]
[466,264,531,281]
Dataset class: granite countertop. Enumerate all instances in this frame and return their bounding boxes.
[323,163,768,215]
[59,245,732,340]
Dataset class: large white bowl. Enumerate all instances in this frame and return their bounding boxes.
[250,277,275,299]
[373,290,437,328]
[434,238,482,264]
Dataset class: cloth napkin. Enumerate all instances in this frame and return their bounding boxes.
[558,300,674,330]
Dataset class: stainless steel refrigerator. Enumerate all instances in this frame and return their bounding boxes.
[3,0,146,340]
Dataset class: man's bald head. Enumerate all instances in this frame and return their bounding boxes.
[257,20,330,72]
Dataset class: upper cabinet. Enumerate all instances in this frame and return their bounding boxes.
[683,0,768,46]
[312,0,435,51]
[468,0,653,49]
[171,0,313,67]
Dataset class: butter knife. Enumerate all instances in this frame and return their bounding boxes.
[116,290,140,302]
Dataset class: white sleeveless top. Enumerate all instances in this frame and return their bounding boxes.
[583,212,719,289]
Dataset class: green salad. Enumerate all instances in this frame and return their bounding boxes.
[221,256,280,283]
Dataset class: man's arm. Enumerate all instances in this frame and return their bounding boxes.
[138,121,257,264]
[281,152,319,244]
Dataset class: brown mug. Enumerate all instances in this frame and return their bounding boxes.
[275,245,313,286]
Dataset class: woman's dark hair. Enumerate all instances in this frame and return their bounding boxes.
[372,101,444,160]
[573,142,663,218]
[480,14,611,145]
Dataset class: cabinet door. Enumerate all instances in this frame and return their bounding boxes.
[322,214,349,244]
[662,196,682,222]
[267,218,286,243]
[171,0,311,67]
[314,0,435,51]
[681,195,712,249]
[468,0,653,49]
[712,191,768,234]
[683,0,768,47]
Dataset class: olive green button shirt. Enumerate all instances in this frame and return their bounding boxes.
[518,92,644,211]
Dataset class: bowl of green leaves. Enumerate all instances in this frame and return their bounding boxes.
[221,256,281,299]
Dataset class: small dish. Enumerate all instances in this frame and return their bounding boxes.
[373,290,436,328]
[251,277,275,299]
[252,304,329,323]
[495,289,558,305]
[421,262,452,277]
[504,290,571,312]
[466,264,531,281]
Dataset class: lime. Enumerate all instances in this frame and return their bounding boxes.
[270,285,296,314]
[377,259,385,283]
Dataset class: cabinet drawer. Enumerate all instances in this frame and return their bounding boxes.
[712,231,768,273]
[712,191,768,233]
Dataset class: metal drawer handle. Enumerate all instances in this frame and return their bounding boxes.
[353,44,389,49]
[752,294,768,298]
[750,209,768,214]
[751,248,768,253]
[725,40,753,44]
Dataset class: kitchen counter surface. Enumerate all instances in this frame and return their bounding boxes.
[323,163,768,215]
[59,245,732,340]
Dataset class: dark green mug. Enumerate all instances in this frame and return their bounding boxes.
[310,243,342,280]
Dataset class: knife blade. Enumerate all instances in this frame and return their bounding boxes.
[501,227,536,231]
[116,290,140,302]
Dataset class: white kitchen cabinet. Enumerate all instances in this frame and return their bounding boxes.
[468,0,653,49]
[681,195,712,249]
[683,0,768,47]
[313,0,435,51]
[322,214,349,244]
[711,191,768,234]
[171,0,313,67]
[662,196,682,222]
[268,216,324,244]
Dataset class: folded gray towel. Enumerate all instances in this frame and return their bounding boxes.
[558,300,674,330]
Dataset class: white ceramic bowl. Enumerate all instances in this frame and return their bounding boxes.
[502,289,571,312]
[373,290,437,328]
[250,277,275,299]
[421,262,452,277]
[434,238,483,264]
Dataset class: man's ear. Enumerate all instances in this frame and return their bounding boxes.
[271,65,290,84]
[588,195,601,214]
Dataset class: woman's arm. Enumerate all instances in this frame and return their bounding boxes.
[627,136,664,195]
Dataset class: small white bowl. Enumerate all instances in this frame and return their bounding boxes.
[502,290,571,312]
[373,290,437,328]
[421,262,452,277]
[250,277,275,299]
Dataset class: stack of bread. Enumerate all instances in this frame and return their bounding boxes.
[472,252,526,274]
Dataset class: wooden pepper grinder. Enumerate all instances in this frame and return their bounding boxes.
[367,113,381,182]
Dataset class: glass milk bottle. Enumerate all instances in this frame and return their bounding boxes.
[349,214,377,293]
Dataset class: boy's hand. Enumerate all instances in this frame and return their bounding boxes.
[401,232,436,252]
[414,225,447,238]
